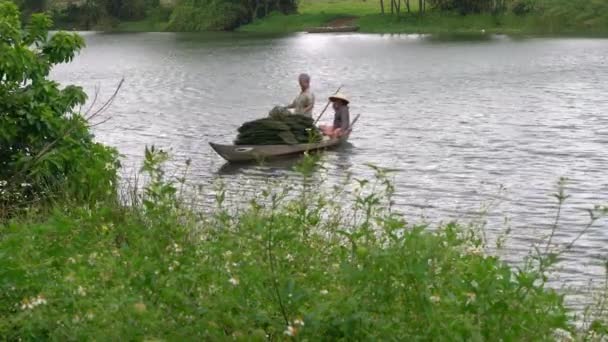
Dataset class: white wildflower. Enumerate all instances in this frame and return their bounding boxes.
[229,277,239,286]
[0,180,6,187]
[465,292,476,305]
[320,289,329,295]
[20,295,47,310]
[77,286,87,297]
[553,328,573,341]
[20,183,31,188]
[429,295,441,303]
[471,280,479,289]
[88,252,98,266]
[286,254,295,262]
[293,318,305,326]
[284,325,297,336]
[464,244,485,256]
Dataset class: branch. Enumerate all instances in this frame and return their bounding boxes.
[7,78,124,187]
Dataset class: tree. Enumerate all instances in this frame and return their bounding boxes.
[104,0,147,20]
[0,1,118,212]
[168,0,297,31]
[427,0,495,14]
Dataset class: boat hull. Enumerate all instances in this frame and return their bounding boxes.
[210,136,348,162]
[306,26,359,33]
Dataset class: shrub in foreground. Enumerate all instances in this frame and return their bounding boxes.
[1,150,592,340]
[0,2,119,217]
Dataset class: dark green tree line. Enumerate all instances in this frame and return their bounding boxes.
[167,0,297,31]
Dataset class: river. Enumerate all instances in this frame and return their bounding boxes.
[51,32,608,306]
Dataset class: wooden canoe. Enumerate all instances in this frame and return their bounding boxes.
[210,134,350,163]
[306,26,359,33]
[211,114,360,163]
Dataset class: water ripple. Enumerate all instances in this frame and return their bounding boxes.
[52,33,608,306]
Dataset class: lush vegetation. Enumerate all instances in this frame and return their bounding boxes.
[9,0,608,33]
[9,0,296,31]
[4,148,608,340]
[167,0,297,31]
[241,0,608,35]
[2,4,608,340]
[0,1,118,217]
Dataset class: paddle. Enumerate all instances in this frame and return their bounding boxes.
[313,85,343,125]
[349,114,361,129]
[342,114,361,137]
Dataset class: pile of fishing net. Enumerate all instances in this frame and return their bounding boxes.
[234,106,322,145]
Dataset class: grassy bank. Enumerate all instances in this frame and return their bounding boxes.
[239,0,608,35]
[43,0,608,35]
[2,149,608,340]
[240,12,538,34]
[3,3,608,339]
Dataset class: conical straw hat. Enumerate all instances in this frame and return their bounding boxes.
[329,92,349,104]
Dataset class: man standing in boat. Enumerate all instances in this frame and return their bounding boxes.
[286,73,315,117]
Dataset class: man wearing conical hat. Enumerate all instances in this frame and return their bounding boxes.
[320,92,350,139]
[286,73,315,117]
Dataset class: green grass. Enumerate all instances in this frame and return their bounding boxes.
[113,19,169,32]
[240,0,383,33]
[299,0,385,16]
[2,150,608,340]
[358,12,534,34]
[240,0,608,35]
[239,12,338,33]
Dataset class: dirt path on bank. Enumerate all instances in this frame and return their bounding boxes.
[326,16,359,27]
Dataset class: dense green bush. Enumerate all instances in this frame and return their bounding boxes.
[0,2,119,214]
[167,0,246,31]
[168,0,297,31]
[2,148,599,340]
[510,0,535,15]
[104,0,161,20]
[427,0,494,14]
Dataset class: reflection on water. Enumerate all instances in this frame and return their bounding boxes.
[215,155,305,175]
[51,32,608,307]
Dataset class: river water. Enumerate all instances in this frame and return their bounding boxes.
[51,32,608,305]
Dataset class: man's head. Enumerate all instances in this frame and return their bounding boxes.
[298,73,310,90]
[330,92,349,110]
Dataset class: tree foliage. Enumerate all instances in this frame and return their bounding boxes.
[427,0,494,14]
[167,0,297,31]
[0,1,119,213]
